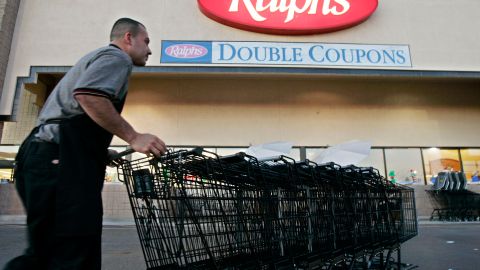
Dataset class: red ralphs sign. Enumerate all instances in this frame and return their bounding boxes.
[198,0,378,35]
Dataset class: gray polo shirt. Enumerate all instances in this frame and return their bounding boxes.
[35,45,133,143]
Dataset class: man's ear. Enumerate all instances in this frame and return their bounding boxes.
[123,32,132,45]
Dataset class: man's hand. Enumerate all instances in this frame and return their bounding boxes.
[129,133,166,157]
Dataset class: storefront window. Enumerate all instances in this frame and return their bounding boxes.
[0,146,18,183]
[357,149,386,177]
[3,143,477,186]
[460,149,480,184]
[385,149,425,185]
[289,148,301,161]
[422,148,460,185]
[216,147,300,161]
[306,148,384,176]
[305,148,327,163]
[210,147,245,157]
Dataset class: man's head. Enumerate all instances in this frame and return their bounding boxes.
[110,18,151,66]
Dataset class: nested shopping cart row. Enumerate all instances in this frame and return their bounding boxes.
[116,148,417,270]
[426,170,480,221]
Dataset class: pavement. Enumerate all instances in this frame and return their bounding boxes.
[0,221,480,270]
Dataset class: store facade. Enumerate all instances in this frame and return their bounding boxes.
[1,0,480,219]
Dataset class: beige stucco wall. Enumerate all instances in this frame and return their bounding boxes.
[0,0,5,18]
[0,0,20,109]
[111,76,480,147]
[1,0,480,116]
[1,82,43,144]
[0,0,6,95]
[0,0,5,139]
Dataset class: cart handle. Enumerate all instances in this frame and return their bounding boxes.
[109,148,135,161]
[109,147,204,162]
[159,147,203,162]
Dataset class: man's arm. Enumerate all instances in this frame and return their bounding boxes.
[75,94,166,156]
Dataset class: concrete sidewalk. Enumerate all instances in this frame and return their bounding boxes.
[1,223,480,270]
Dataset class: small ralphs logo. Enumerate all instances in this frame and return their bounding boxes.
[161,41,212,63]
[165,44,209,59]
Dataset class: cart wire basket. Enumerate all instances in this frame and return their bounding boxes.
[115,148,418,270]
[426,190,480,221]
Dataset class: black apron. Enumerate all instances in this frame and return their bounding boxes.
[55,100,125,236]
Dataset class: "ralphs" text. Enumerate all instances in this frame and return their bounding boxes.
[198,0,378,35]
[229,0,351,23]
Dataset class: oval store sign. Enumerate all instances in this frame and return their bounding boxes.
[165,44,209,59]
[197,0,378,35]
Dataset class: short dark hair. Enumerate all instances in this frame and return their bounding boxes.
[110,18,145,41]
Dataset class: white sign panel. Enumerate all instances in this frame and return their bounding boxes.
[211,41,411,67]
[161,41,412,68]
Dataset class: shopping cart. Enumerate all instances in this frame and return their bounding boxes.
[426,171,480,221]
[113,148,418,270]
[426,189,480,221]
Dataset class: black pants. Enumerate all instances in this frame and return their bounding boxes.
[3,139,101,270]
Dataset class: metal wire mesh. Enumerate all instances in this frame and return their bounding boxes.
[116,148,418,270]
[426,189,480,221]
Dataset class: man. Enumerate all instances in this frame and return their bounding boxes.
[4,18,166,270]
